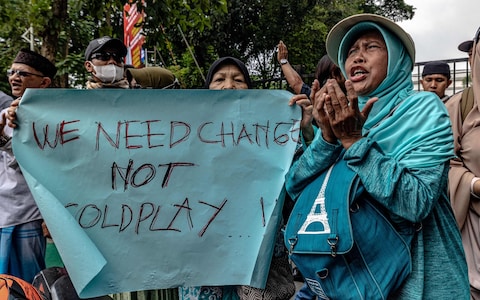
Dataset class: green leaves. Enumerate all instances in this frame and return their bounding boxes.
[0,0,415,91]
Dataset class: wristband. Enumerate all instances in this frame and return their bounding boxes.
[471,177,480,199]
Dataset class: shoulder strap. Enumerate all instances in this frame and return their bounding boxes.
[461,86,474,123]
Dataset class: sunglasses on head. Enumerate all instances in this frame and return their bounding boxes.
[90,52,124,63]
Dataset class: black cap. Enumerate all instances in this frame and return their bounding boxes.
[13,48,57,79]
[458,40,474,53]
[422,61,451,79]
[85,36,127,61]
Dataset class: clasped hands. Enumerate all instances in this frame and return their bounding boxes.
[289,79,377,149]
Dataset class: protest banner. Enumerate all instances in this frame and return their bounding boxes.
[13,89,300,297]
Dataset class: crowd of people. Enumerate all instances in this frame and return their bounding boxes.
[0,11,479,300]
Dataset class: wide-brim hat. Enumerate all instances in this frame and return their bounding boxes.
[458,40,473,52]
[326,13,415,66]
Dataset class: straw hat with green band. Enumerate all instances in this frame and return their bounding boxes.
[326,13,415,69]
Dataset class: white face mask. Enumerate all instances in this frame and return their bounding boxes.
[92,64,124,83]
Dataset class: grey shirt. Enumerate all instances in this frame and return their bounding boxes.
[0,91,13,110]
[0,107,41,227]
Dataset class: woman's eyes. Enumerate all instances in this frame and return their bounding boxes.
[348,48,358,56]
[214,77,244,83]
[348,44,381,56]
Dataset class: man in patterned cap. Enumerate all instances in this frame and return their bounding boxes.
[0,48,56,283]
[7,48,57,98]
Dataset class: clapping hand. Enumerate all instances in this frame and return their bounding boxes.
[312,79,377,149]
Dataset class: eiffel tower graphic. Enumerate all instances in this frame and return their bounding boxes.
[298,195,331,234]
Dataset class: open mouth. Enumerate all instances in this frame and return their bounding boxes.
[350,67,368,81]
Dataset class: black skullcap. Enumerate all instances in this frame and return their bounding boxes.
[85,36,127,61]
[458,40,474,53]
[13,48,57,79]
[422,61,451,79]
[204,57,252,89]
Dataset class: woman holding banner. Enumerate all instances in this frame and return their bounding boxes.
[179,56,295,300]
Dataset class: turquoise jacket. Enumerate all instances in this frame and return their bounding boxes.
[285,20,469,299]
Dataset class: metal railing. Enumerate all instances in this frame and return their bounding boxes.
[413,58,470,95]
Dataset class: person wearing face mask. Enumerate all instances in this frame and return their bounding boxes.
[84,36,129,89]
[85,37,178,300]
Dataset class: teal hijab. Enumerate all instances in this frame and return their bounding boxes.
[337,22,453,168]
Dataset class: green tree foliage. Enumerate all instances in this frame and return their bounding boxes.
[0,0,31,93]
[152,0,414,87]
[0,0,414,92]
[277,1,365,86]
[0,0,227,91]
[361,0,415,21]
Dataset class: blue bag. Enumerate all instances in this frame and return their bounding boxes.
[284,158,416,300]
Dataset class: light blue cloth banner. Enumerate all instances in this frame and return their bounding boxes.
[13,89,300,298]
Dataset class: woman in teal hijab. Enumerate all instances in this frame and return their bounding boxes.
[285,14,469,299]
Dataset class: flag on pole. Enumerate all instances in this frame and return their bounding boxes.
[124,1,146,67]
